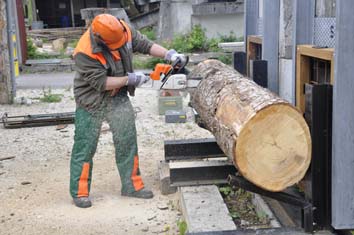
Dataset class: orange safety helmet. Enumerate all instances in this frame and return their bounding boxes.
[91,14,126,50]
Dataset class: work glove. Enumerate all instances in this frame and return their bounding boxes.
[164,49,187,66]
[127,72,149,88]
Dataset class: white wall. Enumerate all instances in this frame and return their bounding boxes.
[192,14,244,38]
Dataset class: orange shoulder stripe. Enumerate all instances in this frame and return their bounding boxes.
[73,30,108,65]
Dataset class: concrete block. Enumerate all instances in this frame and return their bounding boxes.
[158,161,177,195]
[252,194,281,228]
[218,42,245,52]
[279,0,294,59]
[179,185,237,233]
[279,59,294,104]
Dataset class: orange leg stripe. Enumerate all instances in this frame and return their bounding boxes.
[77,162,90,197]
[131,156,144,191]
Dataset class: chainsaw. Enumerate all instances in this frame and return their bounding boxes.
[147,56,202,90]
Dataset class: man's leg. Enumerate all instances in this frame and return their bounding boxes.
[70,107,103,206]
[107,96,153,198]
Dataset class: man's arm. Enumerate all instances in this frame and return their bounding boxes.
[149,44,168,58]
[105,76,128,90]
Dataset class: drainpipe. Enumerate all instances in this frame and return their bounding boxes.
[6,0,16,99]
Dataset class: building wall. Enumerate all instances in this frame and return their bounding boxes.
[192,14,244,38]
[158,0,244,40]
[316,0,336,17]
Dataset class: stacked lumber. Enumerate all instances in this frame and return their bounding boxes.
[190,60,311,192]
[28,27,85,41]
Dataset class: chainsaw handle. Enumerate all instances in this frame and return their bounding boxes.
[172,56,189,74]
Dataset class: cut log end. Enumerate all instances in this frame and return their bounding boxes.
[235,104,311,192]
[191,60,311,192]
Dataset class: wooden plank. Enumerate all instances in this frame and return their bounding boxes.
[296,52,310,113]
[248,35,263,45]
[247,35,262,77]
[297,45,334,61]
[295,45,334,113]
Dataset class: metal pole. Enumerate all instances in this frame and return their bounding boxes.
[6,0,16,99]
[332,0,354,229]
[70,0,75,27]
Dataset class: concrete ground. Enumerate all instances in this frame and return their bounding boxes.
[0,76,213,235]
[16,73,74,89]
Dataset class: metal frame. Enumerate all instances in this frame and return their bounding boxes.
[164,138,224,161]
[1,112,75,128]
[228,175,313,233]
[305,84,333,229]
[262,0,280,93]
[164,139,315,233]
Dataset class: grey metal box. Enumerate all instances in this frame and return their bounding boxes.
[165,110,187,123]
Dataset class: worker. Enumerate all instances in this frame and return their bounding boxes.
[70,14,186,208]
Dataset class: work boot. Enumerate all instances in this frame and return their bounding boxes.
[121,189,154,199]
[73,197,92,208]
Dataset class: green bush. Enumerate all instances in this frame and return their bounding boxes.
[164,26,243,53]
[170,34,189,53]
[163,25,208,53]
[140,27,157,41]
[207,38,221,52]
[219,31,238,43]
[217,54,232,65]
[133,56,165,69]
[185,25,208,52]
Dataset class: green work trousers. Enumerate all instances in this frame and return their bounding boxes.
[70,95,144,198]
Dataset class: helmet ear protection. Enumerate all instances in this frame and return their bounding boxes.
[118,19,129,44]
[93,19,128,50]
[91,14,127,50]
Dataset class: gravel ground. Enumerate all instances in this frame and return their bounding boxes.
[0,87,212,235]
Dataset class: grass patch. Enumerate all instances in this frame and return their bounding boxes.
[219,186,270,228]
[68,39,79,48]
[27,38,70,59]
[40,88,63,103]
[27,38,53,59]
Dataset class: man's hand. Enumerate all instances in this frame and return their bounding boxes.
[164,49,187,65]
[127,72,149,87]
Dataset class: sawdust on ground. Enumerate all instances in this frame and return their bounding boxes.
[0,87,212,235]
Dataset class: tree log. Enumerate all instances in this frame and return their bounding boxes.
[190,60,311,192]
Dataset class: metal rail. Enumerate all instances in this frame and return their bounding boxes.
[1,112,75,128]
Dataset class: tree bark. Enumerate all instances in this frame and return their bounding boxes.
[190,60,311,192]
[0,0,14,104]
